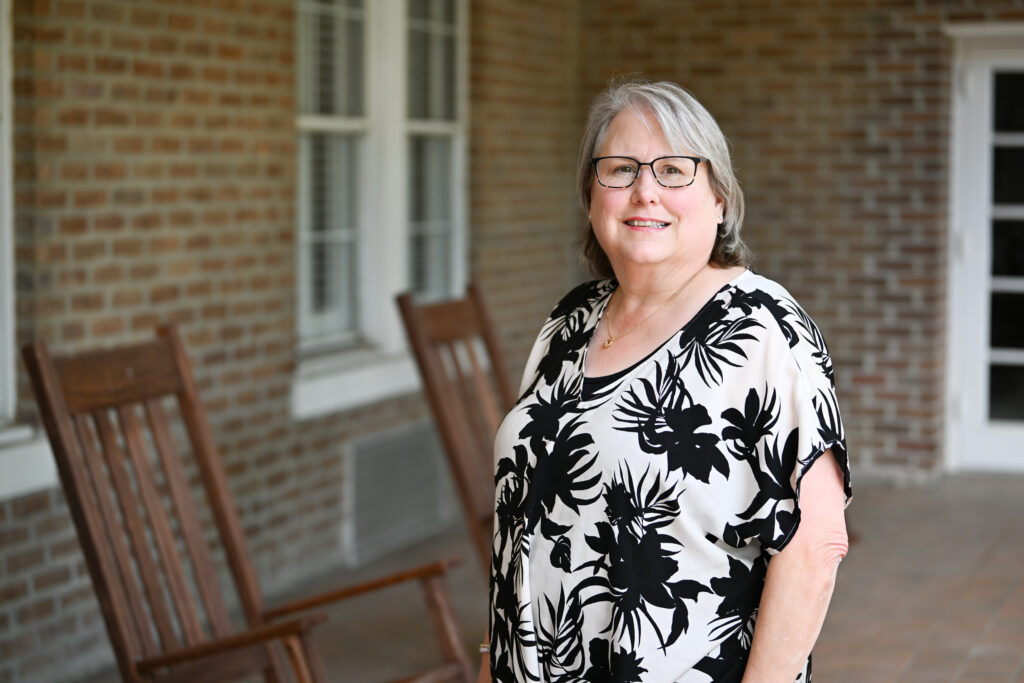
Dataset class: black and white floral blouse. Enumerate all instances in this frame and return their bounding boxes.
[489,270,852,683]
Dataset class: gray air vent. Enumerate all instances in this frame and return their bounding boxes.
[343,420,458,566]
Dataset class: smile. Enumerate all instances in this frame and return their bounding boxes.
[624,219,670,229]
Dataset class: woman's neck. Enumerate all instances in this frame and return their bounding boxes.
[586,262,745,378]
[611,261,714,314]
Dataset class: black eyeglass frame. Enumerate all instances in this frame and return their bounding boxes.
[590,155,707,189]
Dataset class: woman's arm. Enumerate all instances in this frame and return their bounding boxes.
[741,450,849,683]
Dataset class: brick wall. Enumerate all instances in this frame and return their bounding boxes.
[469,0,584,378]
[1,1,586,680]
[2,1,430,680]
[580,0,1024,478]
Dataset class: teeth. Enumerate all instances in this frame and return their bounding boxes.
[626,220,669,228]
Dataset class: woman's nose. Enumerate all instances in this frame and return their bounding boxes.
[631,166,661,202]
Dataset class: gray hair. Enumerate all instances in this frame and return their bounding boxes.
[576,78,752,277]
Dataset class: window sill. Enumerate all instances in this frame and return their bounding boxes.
[290,348,422,420]
[0,425,56,500]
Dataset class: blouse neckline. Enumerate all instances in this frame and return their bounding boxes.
[576,268,751,399]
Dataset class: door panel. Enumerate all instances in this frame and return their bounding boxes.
[950,47,1024,471]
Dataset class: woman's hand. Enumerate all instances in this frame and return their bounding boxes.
[741,450,849,682]
[477,657,491,683]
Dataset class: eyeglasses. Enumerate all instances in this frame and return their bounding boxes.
[591,155,705,189]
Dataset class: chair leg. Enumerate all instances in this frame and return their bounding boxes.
[300,629,329,683]
[264,644,286,683]
[419,575,474,683]
[282,635,314,683]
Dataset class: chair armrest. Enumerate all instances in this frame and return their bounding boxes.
[134,614,327,674]
[263,557,462,622]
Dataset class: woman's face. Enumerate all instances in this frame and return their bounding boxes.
[589,108,724,277]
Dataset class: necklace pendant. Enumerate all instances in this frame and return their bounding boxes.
[602,338,615,349]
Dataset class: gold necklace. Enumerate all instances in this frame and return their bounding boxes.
[602,276,694,349]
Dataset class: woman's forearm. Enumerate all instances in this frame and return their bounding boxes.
[741,534,843,681]
[477,630,491,683]
[741,452,848,683]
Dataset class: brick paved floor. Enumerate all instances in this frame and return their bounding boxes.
[813,473,1024,682]
[83,473,1024,682]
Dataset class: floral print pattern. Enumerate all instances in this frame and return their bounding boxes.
[489,271,851,682]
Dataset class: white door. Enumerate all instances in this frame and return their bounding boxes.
[949,37,1024,471]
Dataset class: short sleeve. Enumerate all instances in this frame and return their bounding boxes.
[516,279,613,396]
[747,296,852,555]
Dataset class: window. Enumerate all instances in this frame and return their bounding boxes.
[0,0,56,500]
[292,0,466,417]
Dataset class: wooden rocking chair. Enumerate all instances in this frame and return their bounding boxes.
[22,325,472,683]
[396,284,516,577]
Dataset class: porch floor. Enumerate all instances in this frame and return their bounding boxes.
[89,472,1024,682]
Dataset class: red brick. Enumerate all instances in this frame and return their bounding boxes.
[149,35,177,55]
[95,107,130,126]
[59,585,95,609]
[93,264,123,284]
[130,7,163,28]
[16,598,55,626]
[0,633,35,661]
[32,566,71,592]
[150,285,179,304]
[11,492,50,518]
[94,213,125,231]
[71,293,103,312]
[109,30,142,51]
[0,527,29,550]
[94,162,125,180]
[91,1,126,24]
[56,54,87,73]
[93,54,126,74]
[57,0,85,19]
[91,317,125,337]
[132,213,162,230]
[6,547,45,575]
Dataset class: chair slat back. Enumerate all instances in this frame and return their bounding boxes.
[397,283,516,574]
[22,327,275,682]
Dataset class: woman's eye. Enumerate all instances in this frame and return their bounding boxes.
[660,165,682,175]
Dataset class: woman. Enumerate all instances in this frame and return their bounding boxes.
[481,80,851,682]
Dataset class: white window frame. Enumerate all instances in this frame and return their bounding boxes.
[0,0,14,434]
[945,22,1024,472]
[291,0,468,419]
[0,0,59,499]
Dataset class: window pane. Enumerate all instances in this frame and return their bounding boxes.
[991,292,1024,349]
[438,0,455,23]
[409,0,428,20]
[298,0,364,117]
[409,136,453,299]
[301,132,359,336]
[992,221,1024,277]
[989,364,1024,421]
[408,28,428,119]
[994,72,1024,132]
[993,147,1024,205]
[407,1,456,120]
